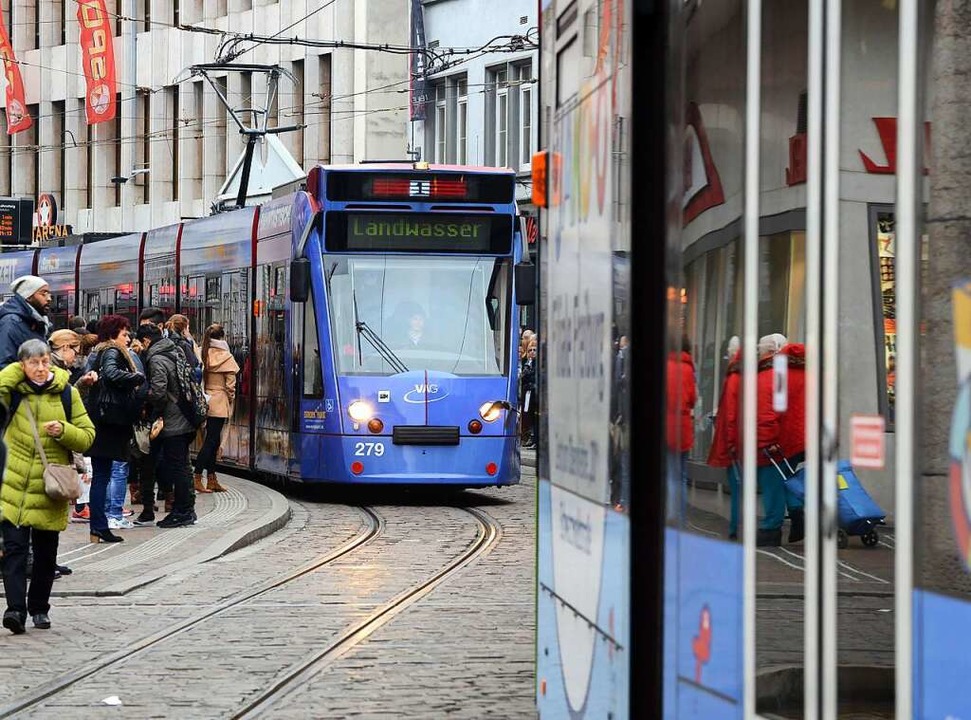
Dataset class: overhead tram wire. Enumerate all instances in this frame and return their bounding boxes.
[0,44,533,154]
[0,102,412,155]
[12,69,521,134]
[217,0,342,63]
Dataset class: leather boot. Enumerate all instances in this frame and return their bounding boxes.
[129,483,142,505]
[788,509,805,544]
[164,491,175,513]
[206,472,227,493]
[194,473,212,494]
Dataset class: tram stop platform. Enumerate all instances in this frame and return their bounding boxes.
[48,475,291,598]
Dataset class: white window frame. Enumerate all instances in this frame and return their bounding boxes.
[434,83,448,164]
[457,78,468,165]
[495,69,508,168]
[517,64,533,170]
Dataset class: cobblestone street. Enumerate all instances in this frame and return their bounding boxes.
[0,469,537,718]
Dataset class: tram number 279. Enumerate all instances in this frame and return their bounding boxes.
[354,442,385,457]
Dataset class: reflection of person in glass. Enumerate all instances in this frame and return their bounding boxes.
[610,335,631,510]
[748,333,792,547]
[666,336,698,522]
[776,340,806,544]
[708,336,741,539]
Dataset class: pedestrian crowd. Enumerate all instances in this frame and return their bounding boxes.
[0,274,234,636]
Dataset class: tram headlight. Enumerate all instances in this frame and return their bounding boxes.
[348,400,373,422]
[479,401,510,423]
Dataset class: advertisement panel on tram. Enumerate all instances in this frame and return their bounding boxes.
[536,0,631,717]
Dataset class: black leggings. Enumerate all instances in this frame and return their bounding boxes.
[194,417,226,473]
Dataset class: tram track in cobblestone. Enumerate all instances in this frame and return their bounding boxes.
[230,505,502,719]
[0,505,384,718]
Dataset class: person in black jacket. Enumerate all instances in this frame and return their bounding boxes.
[167,314,201,380]
[0,276,52,366]
[86,316,144,544]
[135,324,197,529]
[520,338,538,448]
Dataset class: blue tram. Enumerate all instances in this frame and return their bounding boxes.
[288,164,529,486]
[10,163,532,487]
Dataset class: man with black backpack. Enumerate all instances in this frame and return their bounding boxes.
[134,324,200,529]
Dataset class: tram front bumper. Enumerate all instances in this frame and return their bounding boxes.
[302,434,521,486]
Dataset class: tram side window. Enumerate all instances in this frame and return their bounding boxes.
[303,291,323,398]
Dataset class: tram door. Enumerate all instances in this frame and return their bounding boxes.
[83,289,117,325]
[662,1,933,718]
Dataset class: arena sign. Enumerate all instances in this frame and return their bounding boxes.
[31,193,72,245]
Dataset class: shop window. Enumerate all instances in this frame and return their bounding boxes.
[684,228,806,462]
[874,209,896,424]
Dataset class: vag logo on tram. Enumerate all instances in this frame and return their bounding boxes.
[403,384,448,403]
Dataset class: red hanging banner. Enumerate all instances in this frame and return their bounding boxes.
[77,0,117,124]
[0,8,32,134]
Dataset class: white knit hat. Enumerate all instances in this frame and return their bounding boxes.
[11,275,48,299]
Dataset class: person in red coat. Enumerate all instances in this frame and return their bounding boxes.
[734,334,788,546]
[666,338,698,521]
[708,337,740,539]
[777,342,806,542]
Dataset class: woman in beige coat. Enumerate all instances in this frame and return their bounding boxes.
[193,324,240,493]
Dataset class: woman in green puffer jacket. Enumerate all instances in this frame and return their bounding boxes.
[0,339,95,635]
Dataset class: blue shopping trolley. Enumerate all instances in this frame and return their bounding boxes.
[769,456,886,549]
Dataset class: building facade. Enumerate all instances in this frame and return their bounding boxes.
[1,0,409,234]
[682,2,905,513]
[412,0,538,209]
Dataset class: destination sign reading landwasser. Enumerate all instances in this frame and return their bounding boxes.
[349,215,491,241]
[331,212,509,253]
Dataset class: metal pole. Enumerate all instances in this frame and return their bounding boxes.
[821,2,843,718]
[235,134,259,209]
[895,0,919,716]
[742,0,761,716]
[803,0,824,716]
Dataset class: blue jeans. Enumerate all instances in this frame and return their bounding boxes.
[727,464,740,537]
[106,461,129,520]
[666,452,688,523]
[89,457,114,533]
[757,463,787,530]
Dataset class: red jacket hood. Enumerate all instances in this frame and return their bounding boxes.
[780,343,806,366]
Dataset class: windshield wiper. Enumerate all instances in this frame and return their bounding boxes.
[352,289,408,373]
[356,321,409,374]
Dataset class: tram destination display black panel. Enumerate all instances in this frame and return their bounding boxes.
[326,172,515,204]
[325,212,513,254]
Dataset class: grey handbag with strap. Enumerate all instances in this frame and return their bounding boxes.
[23,399,81,502]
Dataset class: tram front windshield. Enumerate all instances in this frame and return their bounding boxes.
[325,255,511,377]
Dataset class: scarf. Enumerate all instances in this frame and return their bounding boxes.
[27,372,55,393]
[27,302,52,336]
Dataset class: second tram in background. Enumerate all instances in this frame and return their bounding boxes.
[7,163,532,488]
